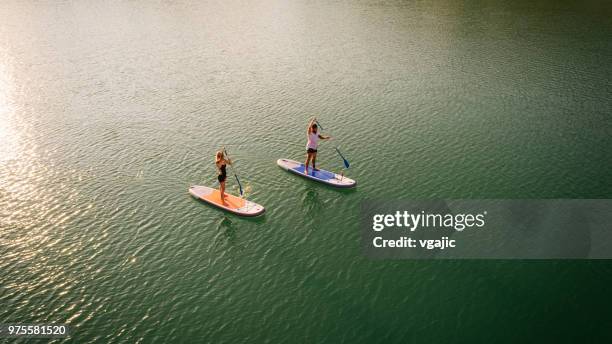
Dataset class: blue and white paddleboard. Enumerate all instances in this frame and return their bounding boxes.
[277,159,356,188]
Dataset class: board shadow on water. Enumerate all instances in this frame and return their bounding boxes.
[301,187,323,217]
[217,216,238,244]
[212,215,264,250]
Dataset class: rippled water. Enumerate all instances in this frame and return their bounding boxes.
[1,0,611,342]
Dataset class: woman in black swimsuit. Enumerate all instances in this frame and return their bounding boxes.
[215,151,231,202]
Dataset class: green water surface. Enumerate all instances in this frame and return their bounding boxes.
[1,0,611,342]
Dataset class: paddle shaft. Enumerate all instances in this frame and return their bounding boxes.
[223,148,244,196]
[314,119,350,168]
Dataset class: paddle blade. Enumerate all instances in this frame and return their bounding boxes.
[335,147,350,168]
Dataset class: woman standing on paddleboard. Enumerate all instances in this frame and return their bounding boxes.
[305,117,331,175]
[215,151,231,203]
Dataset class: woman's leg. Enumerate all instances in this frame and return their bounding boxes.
[312,152,318,171]
[220,180,226,201]
[304,152,312,174]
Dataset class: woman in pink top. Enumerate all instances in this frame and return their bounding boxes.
[304,117,331,175]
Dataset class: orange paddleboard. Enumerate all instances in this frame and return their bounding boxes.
[189,185,265,217]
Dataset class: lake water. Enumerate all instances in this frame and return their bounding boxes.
[1,0,611,342]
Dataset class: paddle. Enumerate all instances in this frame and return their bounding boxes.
[315,119,350,169]
[334,147,350,169]
[223,147,244,196]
